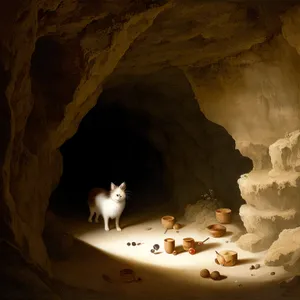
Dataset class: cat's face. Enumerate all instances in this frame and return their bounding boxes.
[110,182,126,202]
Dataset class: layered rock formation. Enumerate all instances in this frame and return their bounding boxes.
[1,0,300,275]
[265,228,300,274]
[237,130,300,252]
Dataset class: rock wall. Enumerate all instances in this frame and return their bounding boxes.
[186,34,300,150]
[0,0,171,272]
[1,0,300,273]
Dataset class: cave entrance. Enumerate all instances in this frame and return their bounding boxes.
[49,100,167,218]
[49,68,252,224]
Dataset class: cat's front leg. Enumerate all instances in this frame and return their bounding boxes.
[115,216,122,232]
[103,216,110,231]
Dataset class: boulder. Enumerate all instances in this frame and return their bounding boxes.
[265,227,300,274]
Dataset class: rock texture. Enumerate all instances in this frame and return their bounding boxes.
[265,228,300,274]
[0,0,171,272]
[237,131,300,252]
[1,0,300,275]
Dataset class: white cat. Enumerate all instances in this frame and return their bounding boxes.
[88,182,126,231]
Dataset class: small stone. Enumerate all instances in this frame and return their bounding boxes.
[132,242,136,246]
[137,277,142,281]
[211,271,221,281]
[137,243,141,246]
[250,265,255,270]
[173,223,181,230]
[146,227,152,231]
[251,274,254,276]
[176,231,179,233]
[254,264,260,269]
[127,242,131,246]
[270,272,275,275]
[150,249,155,253]
[153,244,160,251]
[200,269,210,278]
[238,284,243,287]
[226,241,229,243]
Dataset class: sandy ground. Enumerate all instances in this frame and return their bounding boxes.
[52,207,299,300]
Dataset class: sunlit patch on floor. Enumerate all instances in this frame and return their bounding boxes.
[53,210,296,300]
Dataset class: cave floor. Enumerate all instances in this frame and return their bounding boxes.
[52,207,299,300]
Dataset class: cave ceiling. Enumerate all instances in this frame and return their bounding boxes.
[36,0,299,85]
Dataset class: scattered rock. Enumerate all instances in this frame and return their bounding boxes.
[153,244,160,251]
[251,274,254,276]
[200,269,210,278]
[173,223,181,230]
[210,271,221,281]
[132,242,136,246]
[146,227,152,231]
[250,265,255,270]
[270,272,276,275]
[254,264,260,269]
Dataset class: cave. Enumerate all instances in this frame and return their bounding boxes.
[49,69,252,221]
[2,1,300,300]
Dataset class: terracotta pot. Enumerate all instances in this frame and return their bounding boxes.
[164,238,175,254]
[207,224,226,238]
[216,250,238,266]
[183,237,195,251]
[161,216,175,229]
[216,208,232,224]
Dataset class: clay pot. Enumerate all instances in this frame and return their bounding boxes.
[161,216,175,229]
[216,208,232,224]
[216,250,238,266]
[183,237,195,251]
[164,238,175,254]
[207,224,226,238]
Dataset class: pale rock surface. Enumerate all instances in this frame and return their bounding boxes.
[237,141,271,170]
[265,228,300,274]
[269,130,300,175]
[237,131,300,252]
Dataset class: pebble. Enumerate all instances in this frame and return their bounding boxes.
[250,265,255,270]
[146,227,152,231]
[270,272,275,276]
[200,269,210,278]
[255,264,260,269]
[210,271,221,281]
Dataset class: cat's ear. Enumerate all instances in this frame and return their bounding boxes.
[111,182,117,190]
[119,182,126,190]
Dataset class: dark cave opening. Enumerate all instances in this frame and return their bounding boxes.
[49,98,168,218]
[49,68,253,222]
